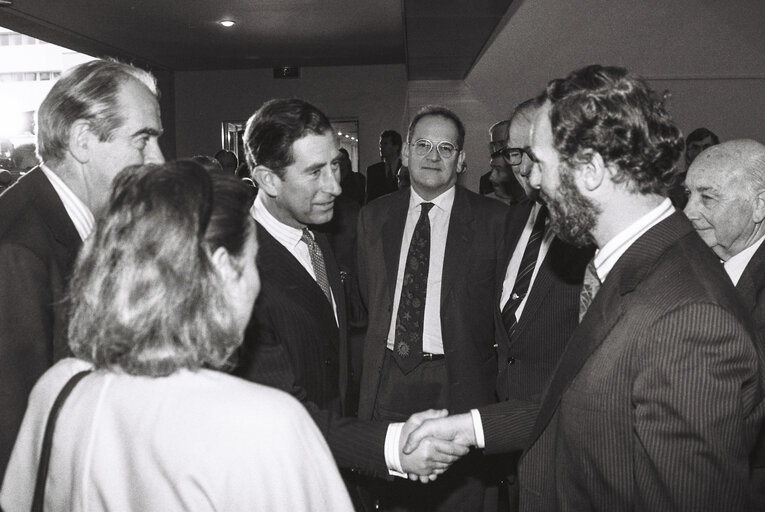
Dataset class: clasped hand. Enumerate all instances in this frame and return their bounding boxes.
[398,410,476,483]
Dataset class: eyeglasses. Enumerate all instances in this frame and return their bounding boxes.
[410,139,459,159]
[490,146,535,166]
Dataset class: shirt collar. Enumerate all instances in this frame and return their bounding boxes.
[40,163,95,241]
[408,185,456,214]
[593,198,674,282]
[250,191,304,250]
[724,234,765,286]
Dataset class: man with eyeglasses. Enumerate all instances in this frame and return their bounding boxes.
[356,105,512,511]
[486,120,527,205]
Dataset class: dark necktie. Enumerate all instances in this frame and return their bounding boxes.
[301,228,332,305]
[579,258,600,322]
[501,205,547,340]
[393,202,433,374]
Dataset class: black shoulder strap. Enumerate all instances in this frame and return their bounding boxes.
[31,369,91,512]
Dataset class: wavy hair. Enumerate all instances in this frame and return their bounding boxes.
[542,65,684,195]
[68,160,254,376]
[37,59,158,163]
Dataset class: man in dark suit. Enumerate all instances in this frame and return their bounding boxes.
[404,65,765,510]
[684,138,765,504]
[232,99,467,487]
[365,129,402,203]
[357,105,511,510]
[0,59,165,481]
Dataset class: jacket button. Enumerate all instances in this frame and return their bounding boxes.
[507,357,515,365]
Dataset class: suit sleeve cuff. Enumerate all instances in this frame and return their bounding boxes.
[470,409,486,448]
[385,422,407,478]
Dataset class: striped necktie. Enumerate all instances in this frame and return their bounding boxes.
[501,205,547,340]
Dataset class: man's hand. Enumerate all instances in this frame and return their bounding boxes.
[399,409,470,483]
[403,412,477,463]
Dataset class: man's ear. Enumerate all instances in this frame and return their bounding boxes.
[252,165,281,197]
[456,150,466,174]
[401,142,410,168]
[68,120,93,164]
[578,152,607,192]
[211,246,235,282]
[752,189,765,224]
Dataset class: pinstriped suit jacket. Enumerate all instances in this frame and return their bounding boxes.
[483,212,765,511]
[234,223,389,477]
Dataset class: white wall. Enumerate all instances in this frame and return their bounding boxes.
[174,64,408,173]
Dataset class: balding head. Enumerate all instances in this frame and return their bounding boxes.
[685,139,765,260]
[507,98,540,199]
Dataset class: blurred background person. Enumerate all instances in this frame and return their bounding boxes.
[0,161,353,512]
[214,149,239,175]
[366,129,403,203]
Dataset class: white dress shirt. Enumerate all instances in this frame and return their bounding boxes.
[40,164,95,241]
[250,193,338,324]
[499,202,555,317]
[386,186,455,354]
[724,235,765,286]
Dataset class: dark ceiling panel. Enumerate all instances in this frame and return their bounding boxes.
[0,0,511,78]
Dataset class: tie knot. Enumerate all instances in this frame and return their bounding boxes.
[420,202,434,215]
[301,228,315,246]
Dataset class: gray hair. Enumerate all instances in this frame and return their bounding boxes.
[37,59,157,162]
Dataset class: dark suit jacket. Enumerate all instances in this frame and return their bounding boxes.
[233,223,388,477]
[737,241,765,478]
[493,202,594,406]
[365,161,398,203]
[0,167,80,481]
[482,212,764,511]
[357,185,511,419]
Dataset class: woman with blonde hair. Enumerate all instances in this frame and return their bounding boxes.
[1,160,352,511]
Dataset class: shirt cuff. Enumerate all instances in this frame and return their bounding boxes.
[470,409,486,449]
[385,422,407,478]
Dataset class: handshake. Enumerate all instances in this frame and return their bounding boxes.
[398,410,477,483]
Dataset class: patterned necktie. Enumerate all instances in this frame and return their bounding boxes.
[579,258,600,322]
[501,205,547,340]
[301,228,332,304]
[393,202,434,374]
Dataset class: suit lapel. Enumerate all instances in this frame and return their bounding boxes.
[381,190,410,305]
[735,240,765,313]
[441,187,475,306]
[28,168,82,275]
[525,212,691,447]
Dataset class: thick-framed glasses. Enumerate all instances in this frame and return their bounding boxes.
[490,146,534,166]
[410,138,459,159]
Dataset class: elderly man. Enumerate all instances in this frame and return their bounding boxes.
[357,105,511,510]
[486,119,526,205]
[0,59,164,480]
[684,139,765,504]
[405,65,763,511]
[232,99,465,493]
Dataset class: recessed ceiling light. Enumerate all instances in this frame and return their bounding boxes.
[219,20,235,28]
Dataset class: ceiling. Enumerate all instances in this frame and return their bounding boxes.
[0,0,512,80]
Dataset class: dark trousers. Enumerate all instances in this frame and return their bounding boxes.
[365,350,498,512]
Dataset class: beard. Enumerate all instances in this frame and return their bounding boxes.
[542,164,599,247]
